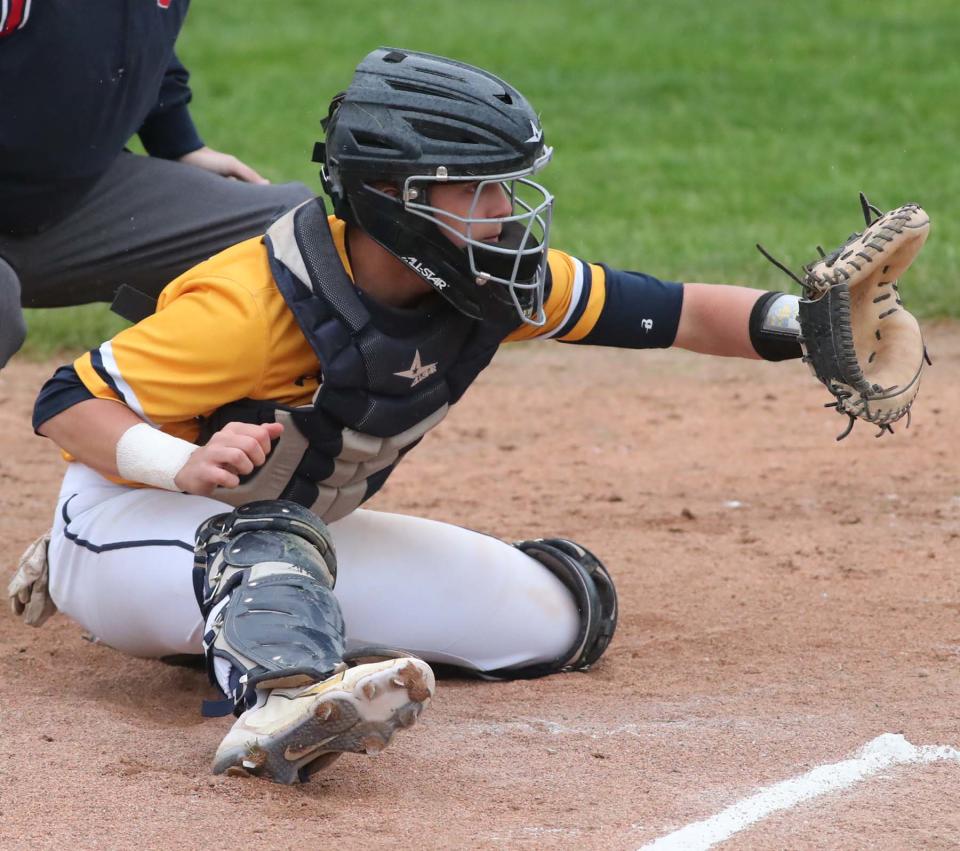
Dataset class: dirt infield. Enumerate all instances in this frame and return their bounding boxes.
[2,326,958,850]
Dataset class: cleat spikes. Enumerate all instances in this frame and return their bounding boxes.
[213,657,435,785]
[225,765,253,778]
[362,736,386,755]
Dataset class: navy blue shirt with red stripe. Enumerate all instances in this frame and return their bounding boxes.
[0,0,203,234]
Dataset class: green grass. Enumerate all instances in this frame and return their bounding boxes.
[22,0,960,355]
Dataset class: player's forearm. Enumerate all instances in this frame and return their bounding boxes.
[674,283,767,358]
[37,398,145,476]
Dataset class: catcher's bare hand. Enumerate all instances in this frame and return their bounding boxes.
[175,421,284,496]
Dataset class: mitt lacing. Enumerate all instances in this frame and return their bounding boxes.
[756,193,928,441]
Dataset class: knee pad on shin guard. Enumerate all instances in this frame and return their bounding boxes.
[487,538,618,680]
[193,500,345,715]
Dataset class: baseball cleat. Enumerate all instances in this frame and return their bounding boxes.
[212,657,435,784]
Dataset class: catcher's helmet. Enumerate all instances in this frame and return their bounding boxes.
[314,48,553,326]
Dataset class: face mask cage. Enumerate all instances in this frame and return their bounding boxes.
[401,149,554,327]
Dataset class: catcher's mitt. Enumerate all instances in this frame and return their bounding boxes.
[759,194,930,440]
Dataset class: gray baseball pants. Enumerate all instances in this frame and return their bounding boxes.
[0,151,314,366]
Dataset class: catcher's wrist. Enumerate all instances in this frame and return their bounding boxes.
[115,423,198,491]
[749,291,802,361]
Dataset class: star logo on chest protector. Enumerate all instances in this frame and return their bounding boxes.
[394,350,438,387]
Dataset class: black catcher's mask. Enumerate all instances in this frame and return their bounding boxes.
[314,48,554,327]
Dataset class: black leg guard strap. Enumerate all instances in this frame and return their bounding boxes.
[484,538,618,680]
[193,500,346,716]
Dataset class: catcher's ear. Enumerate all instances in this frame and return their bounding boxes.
[367,181,402,199]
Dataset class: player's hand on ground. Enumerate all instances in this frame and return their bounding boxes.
[175,421,284,496]
[177,145,270,184]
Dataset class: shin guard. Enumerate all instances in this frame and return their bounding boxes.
[485,537,618,680]
[193,500,345,715]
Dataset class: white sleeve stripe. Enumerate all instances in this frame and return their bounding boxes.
[540,257,584,340]
[99,341,158,427]
[1,1,9,31]
[21,0,32,27]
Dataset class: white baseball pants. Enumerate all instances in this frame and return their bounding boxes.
[47,463,579,673]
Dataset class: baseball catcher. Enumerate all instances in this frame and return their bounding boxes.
[8,48,929,786]
[758,194,930,440]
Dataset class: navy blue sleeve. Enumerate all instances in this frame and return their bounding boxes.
[138,51,204,159]
[33,366,95,434]
[562,265,684,349]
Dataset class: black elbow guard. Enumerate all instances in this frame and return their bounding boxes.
[749,291,803,361]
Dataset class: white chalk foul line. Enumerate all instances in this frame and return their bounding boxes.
[641,733,960,851]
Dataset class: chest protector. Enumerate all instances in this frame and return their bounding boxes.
[202,199,516,522]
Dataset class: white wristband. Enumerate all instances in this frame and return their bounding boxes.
[115,423,198,491]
